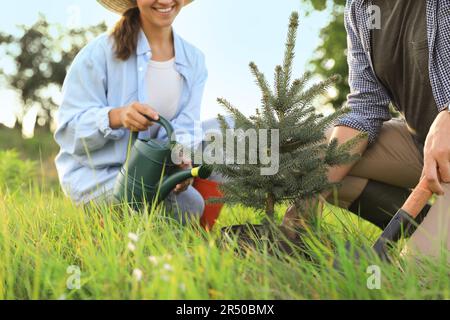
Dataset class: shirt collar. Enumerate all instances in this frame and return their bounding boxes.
[136,28,188,67]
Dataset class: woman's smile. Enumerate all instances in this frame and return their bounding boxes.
[154,6,174,13]
[152,4,177,17]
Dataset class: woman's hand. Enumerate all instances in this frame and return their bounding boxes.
[109,102,159,131]
[422,110,450,195]
[174,158,194,194]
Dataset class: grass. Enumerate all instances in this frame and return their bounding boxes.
[0,138,448,300]
[0,177,449,300]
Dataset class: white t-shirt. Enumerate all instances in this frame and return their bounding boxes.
[146,57,183,121]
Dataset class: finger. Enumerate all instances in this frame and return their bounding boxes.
[178,159,192,170]
[129,110,152,128]
[178,163,191,170]
[123,119,137,131]
[135,103,159,121]
[173,184,185,194]
[174,182,185,190]
[182,158,192,166]
[180,180,190,189]
[437,158,450,183]
[174,180,191,193]
[423,157,444,195]
[182,178,193,189]
[125,119,147,132]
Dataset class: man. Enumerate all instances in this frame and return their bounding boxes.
[284,0,450,259]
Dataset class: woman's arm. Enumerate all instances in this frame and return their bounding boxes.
[54,38,126,156]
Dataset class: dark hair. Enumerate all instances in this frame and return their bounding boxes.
[111,7,141,60]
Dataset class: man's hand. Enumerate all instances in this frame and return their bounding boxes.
[173,158,193,194]
[109,102,159,131]
[422,110,450,195]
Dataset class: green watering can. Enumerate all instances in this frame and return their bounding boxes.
[112,115,212,209]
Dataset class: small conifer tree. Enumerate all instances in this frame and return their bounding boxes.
[213,12,363,222]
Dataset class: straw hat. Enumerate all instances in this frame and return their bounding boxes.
[97,0,193,15]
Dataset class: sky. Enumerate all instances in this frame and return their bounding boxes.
[0,0,331,132]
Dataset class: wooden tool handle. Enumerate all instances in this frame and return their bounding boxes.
[401,177,433,218]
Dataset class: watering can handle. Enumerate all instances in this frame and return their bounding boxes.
[131,115,175,146]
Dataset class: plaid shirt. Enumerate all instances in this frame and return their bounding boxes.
[336,0,450,144]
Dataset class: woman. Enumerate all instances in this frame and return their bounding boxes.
[54,0,206,222]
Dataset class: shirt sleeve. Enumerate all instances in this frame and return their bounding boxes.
[156,51,208,150]
[335,2,392,145]
[54,38,126,156]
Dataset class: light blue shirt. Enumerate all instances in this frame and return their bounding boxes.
[54,29,208,204]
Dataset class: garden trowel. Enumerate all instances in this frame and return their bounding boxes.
[335,177,433,268]
[371,177,433,261]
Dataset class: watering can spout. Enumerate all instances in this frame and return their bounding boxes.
[157,165,213,202]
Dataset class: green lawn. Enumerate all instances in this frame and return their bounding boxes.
[1,181,449,299]
[0,143,448,300]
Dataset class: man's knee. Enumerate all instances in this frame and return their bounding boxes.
[324,176,369,209]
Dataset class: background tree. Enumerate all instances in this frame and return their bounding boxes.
[213,12,363,221]
[302,0,347,110]
[303,0,399,115]
[0,15,107,133]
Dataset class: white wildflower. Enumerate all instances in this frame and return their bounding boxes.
[128,232,139,242]
[132,268,143,282]
[148,256,159,266]
[127,242,136,252]
[163,263,173,272]
[179,283,186,292]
